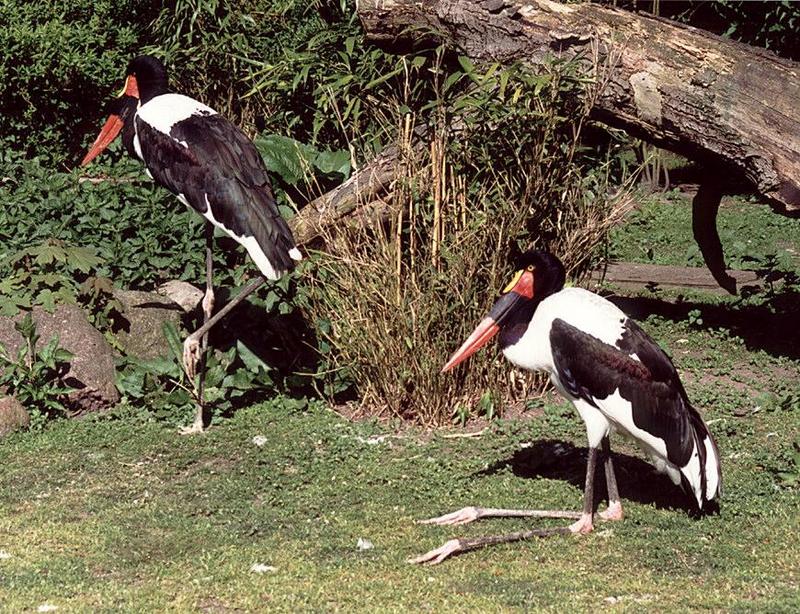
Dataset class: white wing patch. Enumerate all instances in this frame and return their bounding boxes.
[680,446,703,507]
[703,436,721,501]
[240,235,278,280]
[198,194,291,280]
[503,287,629,374]
[136,93,217,137]
[133,132,143,160]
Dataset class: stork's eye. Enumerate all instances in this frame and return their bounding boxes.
[526,265,535,272]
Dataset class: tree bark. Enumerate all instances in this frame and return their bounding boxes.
[290,127,430,246]
[289,144,403,246]
[357,0,800,217]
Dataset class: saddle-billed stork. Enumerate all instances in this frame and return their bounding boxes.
[81,55,301,433]
[412,250,721,564]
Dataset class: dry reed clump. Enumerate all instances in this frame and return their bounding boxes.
[305,59,636,425]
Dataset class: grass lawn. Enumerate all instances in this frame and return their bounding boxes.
[1,191,799,612]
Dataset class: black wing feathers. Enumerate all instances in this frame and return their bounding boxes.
[136,113,297,274]
[550,318,697,466]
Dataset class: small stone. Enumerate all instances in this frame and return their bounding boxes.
[0,550,12,559]
[357,537,374,551]
[252,435,268,447]
[250,563,277,574]
[157,280,204,313]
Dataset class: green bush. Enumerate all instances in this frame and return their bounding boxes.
[0,314,74,429]
[0,0,362,163]
[0,0,153,163]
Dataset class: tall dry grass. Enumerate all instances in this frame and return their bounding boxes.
[306,56,635,424]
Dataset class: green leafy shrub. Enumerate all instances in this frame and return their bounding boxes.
[0,314,74,429]
[0,0,154,163]
[115,322,281,426]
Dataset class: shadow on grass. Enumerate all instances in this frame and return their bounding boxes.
[604,282,800,361]
[477,439,705,516]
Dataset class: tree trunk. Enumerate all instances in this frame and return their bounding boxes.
[357,0,800,217]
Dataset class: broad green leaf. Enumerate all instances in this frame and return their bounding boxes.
[236,340,270,374]
[253,134,315,185]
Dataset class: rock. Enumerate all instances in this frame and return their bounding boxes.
[114,289,183,360]
[157,280,204,313]
[0,396,30,437]
[0,305,119,415]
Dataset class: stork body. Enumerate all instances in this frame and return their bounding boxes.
[412,250,721,564]
[81,56,300,433]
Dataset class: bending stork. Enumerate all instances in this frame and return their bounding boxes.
[412,250,721,564]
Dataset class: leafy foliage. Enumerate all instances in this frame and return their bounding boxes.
[115,322,277,426]
[0,314,74,429]
[0,0,153,163]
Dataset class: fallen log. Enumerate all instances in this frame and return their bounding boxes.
[290,124,433,246]
[357,0,800,294]
[289,143,403,246]
[590,262,762,296]
[358,0,800,215]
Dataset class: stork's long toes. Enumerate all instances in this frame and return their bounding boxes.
[182,335,202,381]
[408,539,463,565]
[599,501,624,522]
[418,507,481,526]
[569,513,594,534]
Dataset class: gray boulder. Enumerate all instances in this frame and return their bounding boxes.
[0,305,119,415]
[114,289,183,360]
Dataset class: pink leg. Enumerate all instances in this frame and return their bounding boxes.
[569,445,598,533]
[411,446,602,564]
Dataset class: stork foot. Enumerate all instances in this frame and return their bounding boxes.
[409,539,463,565]
[409,526,571,565]
[599,500,624,522]
[418,506,582,526]
[569,512,594,534]
[182,334,203,381]
[418,507,482,526]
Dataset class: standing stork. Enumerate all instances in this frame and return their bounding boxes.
[412,250,721,564]
[81,55,301,433]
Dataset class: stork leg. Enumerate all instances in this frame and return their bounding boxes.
[410,447,603,565]
[182,275,267,381]
[180,223,216,435]
[599,436,624,521]
[569,445,598,534]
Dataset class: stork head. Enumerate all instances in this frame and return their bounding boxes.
[125,55,168,103]
[441,249,566,372]
[80,55,168,167]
